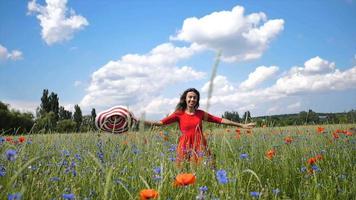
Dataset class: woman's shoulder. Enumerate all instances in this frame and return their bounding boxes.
[195,109,206,115]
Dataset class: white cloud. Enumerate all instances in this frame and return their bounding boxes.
[3,100,38,114]
[287,102,301,109]
[201,75,235,96]
[27,0,89,45]
[196,56,356,117]
[0,44,23,61]
[171,5,284,62]
[239,65,279,90]
[80,43,205,115]
[272,57,356,94]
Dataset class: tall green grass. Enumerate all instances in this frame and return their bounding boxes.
[1,124,355,199]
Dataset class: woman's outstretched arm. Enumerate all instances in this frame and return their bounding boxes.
[140,120,164,126]
[221,118,255,129]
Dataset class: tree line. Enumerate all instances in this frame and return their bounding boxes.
[0,89,97,134]
[222,109,356,127]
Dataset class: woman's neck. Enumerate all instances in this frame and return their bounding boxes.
[185,107,195,114]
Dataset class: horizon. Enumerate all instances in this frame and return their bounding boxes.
[1,0,355,120]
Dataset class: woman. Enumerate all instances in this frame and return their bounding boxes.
[143,88,255,164]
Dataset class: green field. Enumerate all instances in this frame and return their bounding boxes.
[1,124,355,200]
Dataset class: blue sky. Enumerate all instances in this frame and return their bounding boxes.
[0,0,355,119]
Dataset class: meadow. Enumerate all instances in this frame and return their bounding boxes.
[1,124,355,200]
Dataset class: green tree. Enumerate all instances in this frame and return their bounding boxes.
[222,111,240,122]
[56,119,77,133]
[91,108,96,129]
[242,111,252,123]
[40,89,50,116]
[0,101,34,133]
[59,106,72,120]
[48,92,59,121]
[73,104,82,132]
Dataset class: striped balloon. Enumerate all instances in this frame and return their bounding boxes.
[95,106,137,134]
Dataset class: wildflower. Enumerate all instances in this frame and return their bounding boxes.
[153,167,161,174]
[61,150,70,157]
[139,189,158,200]
[333,132,340,139]
[18,136,26,143]
[8,193,22,200]
[174,173,196,186]
[50,177,61,182]
[6,137,12,142]
[74,154,82,161]
[196,186,208,200]
[284,137,293,144]
[0,137,5,144]
[240,153,249,159]
[250,191,260,198]
[307,157,317,165]
[216,170,228,184]
[6,149,17,161]
[300,166,307,173]
[266,149,276,159]
[62,193,75,200]
[317,127,325,133]
[0,165,6,176]
[311,165,320,172]
[345,130,353,136]
[272,188,280,195]
[199,186,208,192]
[315,154,323,161]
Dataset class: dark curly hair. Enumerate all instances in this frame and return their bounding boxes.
[175,88,200,111]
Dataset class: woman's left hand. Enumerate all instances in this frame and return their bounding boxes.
[241,123,256,129]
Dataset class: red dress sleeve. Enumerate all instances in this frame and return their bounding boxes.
[160,111,179,125]
[203,111,222,123]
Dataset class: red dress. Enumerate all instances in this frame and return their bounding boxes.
[160,109,222,163]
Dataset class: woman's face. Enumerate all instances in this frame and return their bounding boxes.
[185,91,198,109]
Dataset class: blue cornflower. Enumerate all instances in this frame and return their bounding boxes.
[153,167,161,174]
[300,166,307,173]
[250,191,260,198]
[312,165,321,172]
[199,186,208,192]
[272,188,280,195]
[74,154,82,161]
[61,150,70,157]
[0,165,6,176]
[6,149,17,161]
[168,144,176,152]
[8,193,22,200]
[131,146,140,154]
[62,193,75,200]
[50,177,61,182]
[0,137,5,144]
[169,156,176,162]
[216,169,228,184]
[240,153,249,159]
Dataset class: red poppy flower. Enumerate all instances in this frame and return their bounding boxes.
[284,137,293,144]
[307,157,317,165]
[332,132,339,139]
[6,137,12,142]
[174,173,196,186]
[317,127,325,133]
[18,136,26,143]
[139,189,158,200]
[315,154,323,161]
[266,149,276,159]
